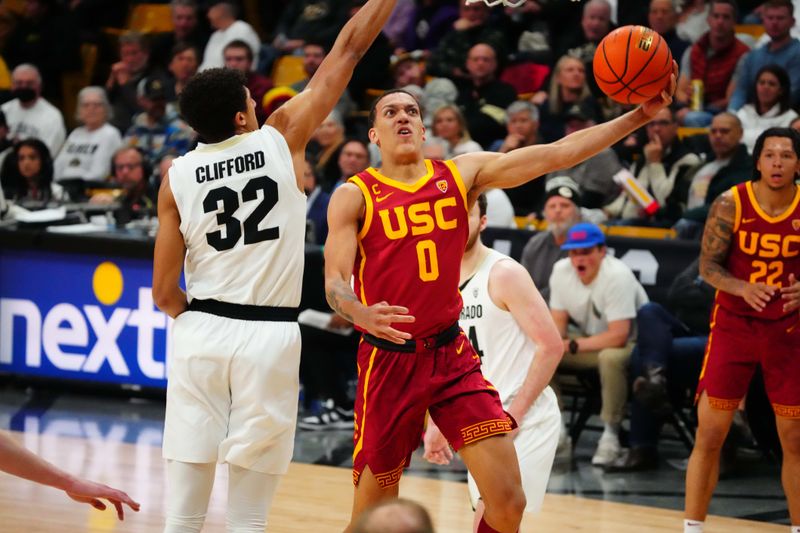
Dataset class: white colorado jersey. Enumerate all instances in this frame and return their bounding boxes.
[460,249,536,407]
[169,125,306,306]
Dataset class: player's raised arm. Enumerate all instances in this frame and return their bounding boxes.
[267,0,398,155]
[457,65,677,195]
[700,191,776,312]
[324,183,414,344]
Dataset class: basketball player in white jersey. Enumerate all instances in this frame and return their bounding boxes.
[423,194,564,528]
[151,1,399,530]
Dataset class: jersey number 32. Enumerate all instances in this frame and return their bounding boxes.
[203,176,279,251]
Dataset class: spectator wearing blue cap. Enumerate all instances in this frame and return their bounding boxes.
[548,222,649,466]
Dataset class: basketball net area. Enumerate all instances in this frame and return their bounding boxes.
[465,0,527,8]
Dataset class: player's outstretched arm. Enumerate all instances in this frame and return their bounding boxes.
[700,191,776,312]
[0,431,140,520]
[267,0,398,157]
[324,184,414,344]
[152,174,188,318]
[491,260,563,423]
[457,65,677,195]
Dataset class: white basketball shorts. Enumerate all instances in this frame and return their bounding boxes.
[163,309,301,475]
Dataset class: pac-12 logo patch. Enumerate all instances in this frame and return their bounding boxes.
[436,180,448,193]
[793,219,800,231]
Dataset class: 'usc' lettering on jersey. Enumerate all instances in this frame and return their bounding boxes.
[737,231,800,259]
[349,159,469,338]
[717,181,800,319]
[377,197,459,239]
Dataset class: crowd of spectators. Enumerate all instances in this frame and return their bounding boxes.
[0,0,797,469]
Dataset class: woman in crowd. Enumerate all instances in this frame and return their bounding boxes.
[431,104,481,155]
[1,138,58,205]
[535,55,602,142]
[735,64,798,153]
[54,86,122,185]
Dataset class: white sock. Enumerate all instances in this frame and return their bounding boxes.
[683,518,704,532]
[226,464,282,533]
[601,423,620,440]
[164,460,216,533]
[791,526,800,533]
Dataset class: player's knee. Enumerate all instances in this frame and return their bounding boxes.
[778,424,800,457]
[484,484,526,522]
[694,421,730,451]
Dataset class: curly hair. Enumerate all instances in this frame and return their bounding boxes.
[179,68,248,142]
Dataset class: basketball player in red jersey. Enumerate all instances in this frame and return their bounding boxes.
[325,69,676,532]
[684,127,800,533]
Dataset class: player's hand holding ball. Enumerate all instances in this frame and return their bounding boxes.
[593,25,678,117]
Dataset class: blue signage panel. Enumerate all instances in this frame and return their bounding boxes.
[0,248,170,388]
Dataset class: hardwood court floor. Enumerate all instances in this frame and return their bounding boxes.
[0,431,782,533]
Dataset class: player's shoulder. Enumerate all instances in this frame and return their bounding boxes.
[710,187,738,216]
[489,255,529,286]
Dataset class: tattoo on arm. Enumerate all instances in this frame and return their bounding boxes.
[325,278,358,322]
[700,193,740,294]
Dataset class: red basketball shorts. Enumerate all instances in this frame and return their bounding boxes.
[351,329,515,488]
[697,305,800,417]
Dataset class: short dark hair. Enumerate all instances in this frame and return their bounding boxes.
[751,127,800,180]
[224,39,254,62]
[171,41,198,61]
[710,0,739,19]
[764,0,794,15]
[477,193,487,217]
[180,68,247,142]
[368,88,419,128]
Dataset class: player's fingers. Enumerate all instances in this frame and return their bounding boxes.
[380,305,410,315]
[784,301,800,312]
[376,329,411,344]
[389,314,416,323]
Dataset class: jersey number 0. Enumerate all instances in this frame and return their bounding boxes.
[203,176,279,251]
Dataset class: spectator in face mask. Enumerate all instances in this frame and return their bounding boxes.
[1,64,66,156]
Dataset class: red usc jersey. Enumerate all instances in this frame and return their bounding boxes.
[716,181,800,319]
[349,159,469,338]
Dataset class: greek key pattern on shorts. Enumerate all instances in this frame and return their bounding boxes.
[352,469,360,486]
[708,396,739,411]
[773,403,800,419]
[374,461,406,488]
[461,417,513,446]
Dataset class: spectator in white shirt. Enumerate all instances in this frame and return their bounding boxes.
[1,64,66,156]
[54,87,122,184]
[199,2,260,71]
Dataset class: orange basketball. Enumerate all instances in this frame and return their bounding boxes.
[593,25,673,105]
